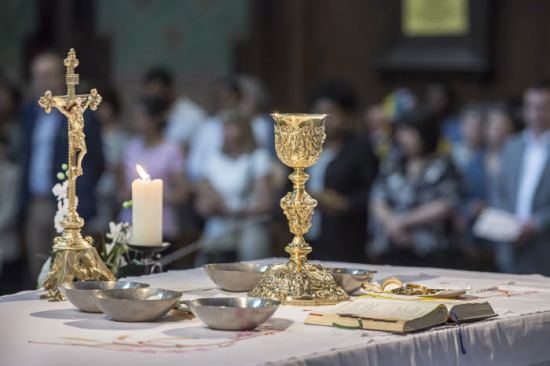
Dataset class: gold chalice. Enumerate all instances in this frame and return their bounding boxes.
[249,113,348,305]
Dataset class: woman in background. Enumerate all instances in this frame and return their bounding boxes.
[462,103,517,224]
[457,103,517,271]
[195,111,273,264]
[451,104,486,173]
[370,109,460,267]
[92,87,129,231]
[484,104,517,201]
[308,81,379,263]
[119,96,189,242]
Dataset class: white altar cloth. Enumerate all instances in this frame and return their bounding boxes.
[2,259,550,366]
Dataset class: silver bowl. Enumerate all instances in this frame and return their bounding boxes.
[184,297,279,331]
[330,268,377,294]
[93,288,182,322]
[58,281,150,313]
[203,263,268,292]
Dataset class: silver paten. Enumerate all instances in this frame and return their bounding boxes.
[203,263,268,292]
[59,281,149,312]
[183,297,279,331]
[329,268,377,294]
[93,287,181,322]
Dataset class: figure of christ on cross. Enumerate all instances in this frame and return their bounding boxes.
[58,99,87,178]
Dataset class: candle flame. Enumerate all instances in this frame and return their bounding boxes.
[136,164,150,181]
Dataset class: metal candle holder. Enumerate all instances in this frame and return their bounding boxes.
[125,243,171,275]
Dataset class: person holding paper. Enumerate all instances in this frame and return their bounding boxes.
[493,81,550,275]
[461,104,517,238]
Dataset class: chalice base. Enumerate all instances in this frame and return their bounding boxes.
[43,246,115,301]
[249,261,349,305]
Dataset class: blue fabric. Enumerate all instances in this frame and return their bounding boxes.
[28,111,61,195]
[441,115,462,144]
[463,150,489,205]
[19,100,105,221]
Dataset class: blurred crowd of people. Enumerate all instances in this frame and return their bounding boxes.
[1,50,550,293]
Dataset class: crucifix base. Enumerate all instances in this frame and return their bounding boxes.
[43,235,115,301]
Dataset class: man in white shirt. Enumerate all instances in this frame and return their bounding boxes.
[187,78,243,180]
[144,68,206,153]
[494,81,550,275]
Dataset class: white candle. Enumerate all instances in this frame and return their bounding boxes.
[131,164,163,246]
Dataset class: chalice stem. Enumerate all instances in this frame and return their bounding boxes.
[249,113,348,305]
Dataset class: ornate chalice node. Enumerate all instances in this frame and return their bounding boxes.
[249,113,348,305]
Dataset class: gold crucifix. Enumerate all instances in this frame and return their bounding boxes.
[38,48,114,301]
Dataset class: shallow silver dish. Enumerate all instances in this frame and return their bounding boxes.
[93,288,181,322]
[184,297,279,331]
[203,263,268,292]
[58,281,149,313]
[330,268,377,294]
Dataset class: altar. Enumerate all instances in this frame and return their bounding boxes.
[3,259,550,366]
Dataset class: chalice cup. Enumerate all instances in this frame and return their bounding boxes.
[249,113,348,305]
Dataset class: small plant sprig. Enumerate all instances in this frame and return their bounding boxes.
[102,222,132,275]
[51,163,70,234]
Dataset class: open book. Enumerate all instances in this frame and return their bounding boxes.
[305,298,496,333]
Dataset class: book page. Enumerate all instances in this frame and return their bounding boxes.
[335,299,445,322]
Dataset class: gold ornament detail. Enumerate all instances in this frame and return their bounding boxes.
[38,49,114,301]
[249,113,348,305]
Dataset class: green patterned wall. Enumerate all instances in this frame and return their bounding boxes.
[97,0,250,77]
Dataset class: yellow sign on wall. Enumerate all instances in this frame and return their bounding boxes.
[402,0,469,37]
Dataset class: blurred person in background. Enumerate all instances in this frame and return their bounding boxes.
[307,81,379,263]
[493,81,550,275]
[451,104,486,173]
[119,96,189,243]
[20,51,105,279]
[238,75,287,192]
[195,111,273,264]
[144,67,206,156]
[455,103,517,271]
[0,77,22,161]
[424,82,461,145]
[461,103,517,226]
[370,109,460,267]
[484,104,518,195]
[238,75,275,154]
[187,77,243,180]
[0,135,21,294]
[92,87,129,232]
[382,87,417,122]
[364,103,392,160]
